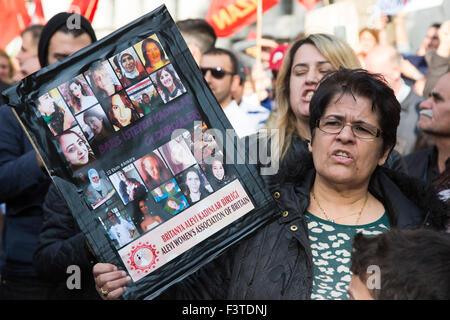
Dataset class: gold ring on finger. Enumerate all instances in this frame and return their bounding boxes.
[100,288,108,297]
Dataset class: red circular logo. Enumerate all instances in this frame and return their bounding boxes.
[126,242,160,273]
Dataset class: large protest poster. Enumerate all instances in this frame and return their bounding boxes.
[2,5,278,299]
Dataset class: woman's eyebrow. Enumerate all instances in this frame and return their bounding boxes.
[293,61,331,68]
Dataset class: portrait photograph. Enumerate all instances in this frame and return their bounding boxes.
[176,164,213,205]
[37,88,76,136]
[76,104,114,153]
[134,34,170,74]
[58,74,98,115]
[150,64,186,103]
[132,196,172,234]
[159,135,197,176]
[159,192,189,216]
[98,204,140,250]
[150,178,181,203]
[83,168,116,210]
[183,122,223,164]
[102,91,141,131]
[109,164,148,205]
[55,125,96,173]
[125,77,162,116]
[134,150,172,190]
[84,60,123,101]
[109,47,147,88]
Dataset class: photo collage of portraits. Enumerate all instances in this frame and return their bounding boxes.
[34,34,235,251]
[76,122,236,250]
[35,33,187,172]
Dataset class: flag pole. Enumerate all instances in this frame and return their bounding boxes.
[254,0,263,103]
[256,0,262,67]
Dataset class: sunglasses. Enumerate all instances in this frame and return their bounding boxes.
[200,67,235,79]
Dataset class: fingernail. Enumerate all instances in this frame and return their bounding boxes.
[126,276,131,281]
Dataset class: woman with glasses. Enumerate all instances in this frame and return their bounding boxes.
[93,68,448,300]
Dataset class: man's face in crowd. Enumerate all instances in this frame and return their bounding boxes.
[418,73,450,137]
[16,31,38,66]
[200,53,238,107]
[47,31,92,66]
[424,26,440,51]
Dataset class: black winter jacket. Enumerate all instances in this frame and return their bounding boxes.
[160,138,448,300]
[33,183,100,299]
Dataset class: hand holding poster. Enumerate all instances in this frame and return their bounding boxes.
[2,5,278,299]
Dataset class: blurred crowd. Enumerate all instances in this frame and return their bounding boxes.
[0,8,449,301]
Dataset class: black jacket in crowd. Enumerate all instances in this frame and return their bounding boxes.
[32,135,447,300]
[404,147,440,184]
[33,184,100,299]
[159,137,448,299]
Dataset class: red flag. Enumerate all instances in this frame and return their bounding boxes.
[298,0,322,11]
[0,0,31,50]
[205,0,279,38]
[33,0,46,25]
[69,0,99,22]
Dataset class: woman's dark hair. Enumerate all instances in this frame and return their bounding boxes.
[351,228,450,300]
[68,78,87,111]
[57,129,95,169]
[83,107,113,137]
[141,38,169,70]
[155,66,184,100]
[309,68,401,155]
[182,166,209,198]
[56,128,87,146]
[38,97,65,135]
[106,92,140,129]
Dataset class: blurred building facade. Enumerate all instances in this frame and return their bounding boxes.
[33,0,450,54]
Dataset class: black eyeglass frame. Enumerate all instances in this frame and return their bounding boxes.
[316,118,382,140]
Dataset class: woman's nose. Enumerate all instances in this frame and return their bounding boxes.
[336,124,356,142]
[305,68,320,83]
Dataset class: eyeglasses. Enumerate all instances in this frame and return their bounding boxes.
[200,67,235,79]
[317,118,381,140]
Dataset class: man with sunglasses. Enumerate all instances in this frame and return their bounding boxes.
[200,47,260,138]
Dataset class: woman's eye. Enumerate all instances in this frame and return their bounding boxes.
[325,121,341,127]
[293,70,306,76]
[355,126,371,133]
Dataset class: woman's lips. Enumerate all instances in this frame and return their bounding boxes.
[301,90,315,102]
[331,150,353,164]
